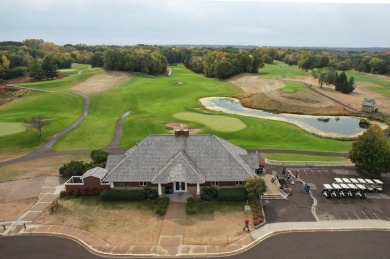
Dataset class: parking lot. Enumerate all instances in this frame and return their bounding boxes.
[290,168,390,221]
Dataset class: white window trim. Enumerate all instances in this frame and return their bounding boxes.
[235,181,243,186]
[211,181,219,186]
[139,182,147,187]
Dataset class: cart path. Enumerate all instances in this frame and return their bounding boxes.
[105,110,131,153]
[302,82,359,112]
[0,90,90,167]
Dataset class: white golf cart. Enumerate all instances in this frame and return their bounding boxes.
[356,184,366,198]
[332,183,346,198]
[322,184,333,198]
[373,179,383,192]
[364,179,375,192]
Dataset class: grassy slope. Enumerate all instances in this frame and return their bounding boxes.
[260,60,309,78]
[345,70,390,97]
[281,80,307,93]
[0,92,83,151]
[20,64,102,91]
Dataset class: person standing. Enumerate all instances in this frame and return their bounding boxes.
[243,219,250,232]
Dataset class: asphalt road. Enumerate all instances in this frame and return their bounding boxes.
[1,231,389,259]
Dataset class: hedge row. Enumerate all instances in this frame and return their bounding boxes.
[60,188,102,198]
[100,189,146,201]
[155,197,170,216]
[217,188,247,202]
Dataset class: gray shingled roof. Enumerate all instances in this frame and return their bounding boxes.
[362,98,375,106]
[103,134,257,183]
[106,155,125,171]
[82,167,108,179]
[151,151,205,184]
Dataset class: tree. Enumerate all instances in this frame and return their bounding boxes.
[91,150,109,164]
[0,55,10,78]
[349,124,390,175]
[29,59,45,81]
[23,115,50,137]
[244,176,267,200]
[312,67,336,88]
[59,161,87,177]
[42,55,58,79]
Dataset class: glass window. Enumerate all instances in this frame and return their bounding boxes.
[211,181,219,186]
[139,182,147,187]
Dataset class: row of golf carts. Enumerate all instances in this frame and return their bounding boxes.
[322,178,384,198]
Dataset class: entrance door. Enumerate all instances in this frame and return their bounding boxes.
[174,182,187,192]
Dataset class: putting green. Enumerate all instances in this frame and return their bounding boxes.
[0,122,24,136]
[173,112,246,132]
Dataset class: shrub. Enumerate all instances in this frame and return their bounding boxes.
[217,188,247,202]
[91,150,109,164]
[100,189,146,201]
[201,187,218,201]
[155,197,170,216]
[59,161,86,178]
[144,188,158,200]
[186,197,199,214]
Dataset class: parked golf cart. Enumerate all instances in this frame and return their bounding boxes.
[373,179,383,192]
[340,183,353,197]
[322,184,333,198]
[348,183,363,198]
[332,183,346,198]
[364,179,375,192]
[356,184,366,198]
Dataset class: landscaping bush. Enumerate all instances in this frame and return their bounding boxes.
[217,188,247,201]
[100,189,146,201]
[91,150,109,164]
[144,187,158,200]
[155,197,170,216]
[59,161,86,177]
[201,187,218,201]
[186,197,199,214]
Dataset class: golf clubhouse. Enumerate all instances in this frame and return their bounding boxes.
[65,129,259,196]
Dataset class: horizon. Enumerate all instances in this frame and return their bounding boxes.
[1,0,390,48]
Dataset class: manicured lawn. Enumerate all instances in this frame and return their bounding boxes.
[0,91,83,153]
[58,64,91,76]
[20,64,102,92]
[55,64,352,152]
[345,70,390,97]
[260,60,309,78]
[173,112,246,132]
[262,153,347,162]
[0,122,24,136]
[281,80,307,93]
[56,65,240,150]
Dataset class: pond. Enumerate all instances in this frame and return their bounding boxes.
[200,97,388,139]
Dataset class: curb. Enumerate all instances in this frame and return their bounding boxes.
[18,222,390,258]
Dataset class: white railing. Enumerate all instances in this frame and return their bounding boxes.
[264,158,354,167]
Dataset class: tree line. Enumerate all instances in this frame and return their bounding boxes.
[1,39,390,83]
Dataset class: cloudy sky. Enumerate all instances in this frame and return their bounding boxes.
[1,0,390,47]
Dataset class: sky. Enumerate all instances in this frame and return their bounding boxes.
[1,0,390,47]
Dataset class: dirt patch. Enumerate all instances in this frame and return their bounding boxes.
[72,71,131,94]
[0,197,37,221]
[183,211,250,245]
[35,198,163,245]
[300,76,390,115]
[0,153,91,182]
[165,123,200,134]
[230,73,390,117]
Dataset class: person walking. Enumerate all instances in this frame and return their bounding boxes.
[243,219,250,232]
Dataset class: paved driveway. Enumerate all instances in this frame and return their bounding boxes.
[292,168,390,221]
[0,177,46,202]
